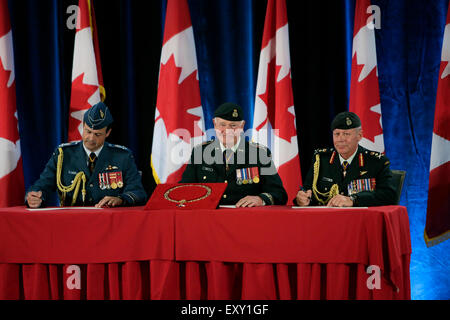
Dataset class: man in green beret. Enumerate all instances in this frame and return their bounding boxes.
[25,102,147,208]
[180,102,288,207]
[295,111,396,207]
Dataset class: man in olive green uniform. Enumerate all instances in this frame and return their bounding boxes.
[295,111,396,207]
[180,102,288,207]
[25,102,147,208]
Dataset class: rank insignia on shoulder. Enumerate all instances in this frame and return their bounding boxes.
[368,151,383,159]
[58,141,80,148]
[314,148,328,154]
[250,141,267,150]
[109,143,129,151]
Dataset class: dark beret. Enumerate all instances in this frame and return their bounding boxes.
[83,102,114,130]
[331,111,361,130]
[213,102,243,121]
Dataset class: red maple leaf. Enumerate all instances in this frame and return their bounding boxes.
[0,57,19,142]
[156,55,202,143]
[68,73,99,140]
[349,55,383,144]
[257,58,296,142]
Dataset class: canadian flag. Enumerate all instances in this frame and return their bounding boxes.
[151,0,205,184]
[251,0,301,201]
[425,2,450,247]
[0,0,25,207]
[68,0,105,142]
[349,0,384,153]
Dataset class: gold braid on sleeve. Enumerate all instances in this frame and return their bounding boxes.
[312,154,339,205]
[56,147,86,206]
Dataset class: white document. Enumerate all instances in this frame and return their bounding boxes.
[291,206,368,209]
[26,206,104,211]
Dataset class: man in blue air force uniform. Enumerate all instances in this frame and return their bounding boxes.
[25,102,147,208]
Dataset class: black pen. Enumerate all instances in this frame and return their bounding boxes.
[299,186,312,200]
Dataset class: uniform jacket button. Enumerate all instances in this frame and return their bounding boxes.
[223,194,227,198]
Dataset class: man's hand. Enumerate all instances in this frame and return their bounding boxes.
[295,189,312,206]
[236,195,264,208]
[95,196,123,208]
[327,194,354,207]
[26,191,43,208]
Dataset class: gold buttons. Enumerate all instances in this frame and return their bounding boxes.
[203,176,207,180]
[223,194,227,198]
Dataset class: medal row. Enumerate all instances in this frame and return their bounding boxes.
[98,171,124,190]
[348,178,376,195]
[236,167,260,185]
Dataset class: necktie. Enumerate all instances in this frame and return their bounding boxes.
[89,152,97,173]
[342,160,349,177]
[223,149,233,171]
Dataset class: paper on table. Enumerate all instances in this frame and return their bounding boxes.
[291,206,368,209]
[219,205,237,208]
[26,207,104,211]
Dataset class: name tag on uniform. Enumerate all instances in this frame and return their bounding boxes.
[321,177,333,182]
[201,166,214,172]
[68,170,78,175]
[348,178,376,195]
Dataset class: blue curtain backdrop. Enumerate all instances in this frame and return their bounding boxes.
[6,0,450,299]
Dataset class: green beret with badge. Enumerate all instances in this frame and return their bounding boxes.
[213,102,244,121]
[331,111,362,130]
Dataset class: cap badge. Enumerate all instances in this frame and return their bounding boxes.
[232,109,238,118]
[346,117,352,126]
[100,109,105,119]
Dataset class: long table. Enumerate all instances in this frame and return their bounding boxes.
[0,205,411,300]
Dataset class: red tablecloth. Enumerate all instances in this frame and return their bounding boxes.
[0,205,411,300]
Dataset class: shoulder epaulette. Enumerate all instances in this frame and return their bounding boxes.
[58,141,80,148]
[249,141,268,150]
[201,140,214,146]
[107,143,130,152]
[193,140,213,150]
[314,147,333,155]
[366,150,384,160]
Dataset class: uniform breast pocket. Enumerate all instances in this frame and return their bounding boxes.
[197,166,218,182]
[318,177,335,193]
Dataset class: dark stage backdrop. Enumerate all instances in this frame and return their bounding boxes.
[7,0,450,299]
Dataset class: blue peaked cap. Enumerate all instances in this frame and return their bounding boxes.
[83,102,113,130]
